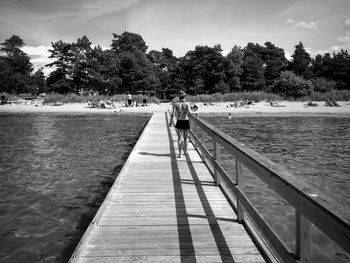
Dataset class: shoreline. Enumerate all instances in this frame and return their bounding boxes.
[0,101,349,117]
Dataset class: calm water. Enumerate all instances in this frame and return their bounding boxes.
[201,114,350,263]
[0,113,149,263]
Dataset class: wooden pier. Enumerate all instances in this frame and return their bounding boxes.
[69,112,265,263]
[70,112,350,263]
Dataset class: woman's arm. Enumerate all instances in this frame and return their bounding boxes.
[170,103,175,126]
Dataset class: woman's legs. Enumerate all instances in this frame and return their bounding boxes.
[183,130,188,154]
[175,128,189,157]
[176,128,184,158]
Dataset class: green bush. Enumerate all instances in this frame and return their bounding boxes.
[214,81,230,94]
[186,91,282,103]
[223,91,282,102]
[43,93,87,104]
[0,92,21,101]
[187,93,223,103]
[308,90,350,101]
[272,71,313,98]
[312,77,336,93]
[41,93,160,105]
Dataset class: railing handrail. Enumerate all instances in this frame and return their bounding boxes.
[188,113,350,262]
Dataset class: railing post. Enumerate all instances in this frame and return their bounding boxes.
[200,128,205,158]
[236,159,244,223]
[296,209,311,263]
[213,136,220,186]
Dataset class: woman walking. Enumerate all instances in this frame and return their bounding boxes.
[170,91,191,158]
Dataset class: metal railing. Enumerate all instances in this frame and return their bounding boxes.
[188,113,350,263]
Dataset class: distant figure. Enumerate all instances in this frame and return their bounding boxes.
[305,101,318,107]
[228,113,232,119]
[127,92,132,107]
[325,99,340,107]
[142,97,148,106]
[190,103,198,112]
[268,99,285,107]
[1,95,7,105]
[98,98,106,108]
[244,98,253,105]
[170,91,192,158]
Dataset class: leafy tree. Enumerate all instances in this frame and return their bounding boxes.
[312,77,336,93]
[179,45,230,94]
[111,31,148,54]
[0,35,33,93]
[226,45,244,91]
[272,71,313,98]
[46,40,74,93]
[47,36,92,94]
[241,44,265,91]
[311,50,350,90]
[29,68,46,94]
[330,49,350,90]
[111,32,158,93]
[87,47,121,95]
[289,42,312,79]
[118,50,158,93]
[46,69,71,93]
[70,36,92,94]
[148,48,178,96]
[261,42,288,87]
[311,54,325,78]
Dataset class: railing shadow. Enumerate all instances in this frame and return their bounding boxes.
[185,153,236,263]
[165,112,236,263]
[138,151,171,157]
[165,113,197,262]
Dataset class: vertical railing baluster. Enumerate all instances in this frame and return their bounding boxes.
[236,159,244,223]
[296,209,311,262]
[200,128,205,159]
[213,135,220,186]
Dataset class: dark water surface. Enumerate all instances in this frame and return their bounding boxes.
[201,114,350,263]
[0,113,150,263]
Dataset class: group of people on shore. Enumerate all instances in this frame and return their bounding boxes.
[325,99,340,107]
[126,93,149,107]
[87,93,149,109]
[87,98,115,109]
[227,98,254,108]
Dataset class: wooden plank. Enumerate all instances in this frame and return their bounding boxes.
[71,255,265,263]
[69,113,265,263]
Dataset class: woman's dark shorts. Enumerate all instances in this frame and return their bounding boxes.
[175,120,190,130]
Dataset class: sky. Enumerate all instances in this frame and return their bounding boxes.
[1,0,350,75]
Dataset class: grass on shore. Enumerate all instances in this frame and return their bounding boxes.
[187,90,350,103]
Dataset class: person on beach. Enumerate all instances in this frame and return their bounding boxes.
[127,92,132,107]
[170,91,192,158]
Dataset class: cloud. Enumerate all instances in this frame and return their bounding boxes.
[345,18,350,28]
[285,19,318,29]
[82,0,141,16]
[21,45,51,57]
[284,51,292,61]
[20,45,55,75]
[293,21,318,29]
[304,44,350,58]
[338,32,350,43]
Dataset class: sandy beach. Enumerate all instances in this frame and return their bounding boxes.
[0,100,349,116]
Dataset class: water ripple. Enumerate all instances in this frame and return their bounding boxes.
[0,113,149,262]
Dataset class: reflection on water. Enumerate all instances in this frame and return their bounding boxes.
[0,113,149,262]
[202,115,350,263]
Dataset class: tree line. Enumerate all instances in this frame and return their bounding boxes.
[1,32,349,98]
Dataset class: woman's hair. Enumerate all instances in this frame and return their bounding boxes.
[179,91,186,99]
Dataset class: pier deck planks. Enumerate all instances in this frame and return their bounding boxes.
[70,112,265,263]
